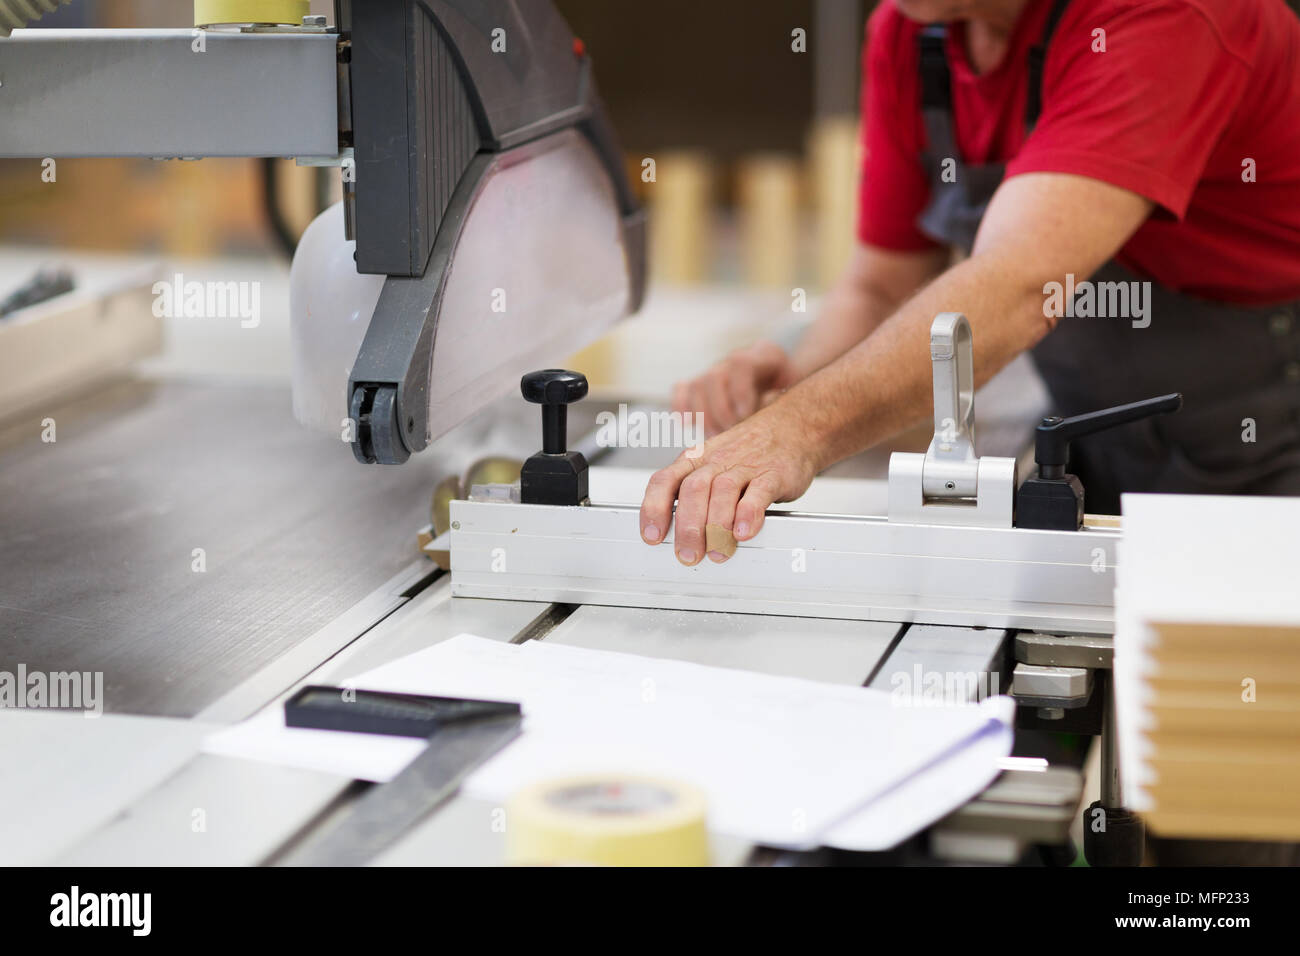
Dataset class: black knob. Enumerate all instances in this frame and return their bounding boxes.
[519,370,589,506]
[522,369,587,454]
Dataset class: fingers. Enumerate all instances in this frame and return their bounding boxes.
[734,473,782,541]
[641,457,756,565]
[746,340,791,383]
[645,465,752,566]
[671,381,690,416]
[673,378,728,437]
[726,369,759,429]
[671,467,716,565]
[640,453,697,547]
[703,372,738,436]
[704,470,743,562]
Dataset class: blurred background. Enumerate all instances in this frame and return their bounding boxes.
[0,0,868,293]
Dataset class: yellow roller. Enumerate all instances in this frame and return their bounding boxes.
[507,776,710,867]
[194,0,311,27]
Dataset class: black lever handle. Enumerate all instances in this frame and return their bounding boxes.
[1017,392,1183,531]
[1035,393,1182,479]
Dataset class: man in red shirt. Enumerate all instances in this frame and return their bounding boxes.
[640,0,1300,566]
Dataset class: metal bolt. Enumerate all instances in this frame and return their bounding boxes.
[1270,313,1293,336]
[451,520,460,530]
[1037,707,1065,721]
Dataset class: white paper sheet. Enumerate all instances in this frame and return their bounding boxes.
[822,697,1014,850]
[204,634,1013,850]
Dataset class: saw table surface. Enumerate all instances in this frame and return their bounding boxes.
[0,377,621,718]
[26,572,997,866]
[0,379,434,717]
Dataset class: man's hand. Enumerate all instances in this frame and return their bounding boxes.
[671,340,796,437]
[670,246,945,438]
[640,403,820,565]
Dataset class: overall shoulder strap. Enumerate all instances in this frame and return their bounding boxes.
[918,24,952,112]
[1025,0,1073,130]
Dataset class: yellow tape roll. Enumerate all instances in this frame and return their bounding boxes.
[194,0,310,26]
[507,776,710,867]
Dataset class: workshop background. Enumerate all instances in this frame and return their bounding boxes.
[7,0,1300,280]
[0,0,867,291]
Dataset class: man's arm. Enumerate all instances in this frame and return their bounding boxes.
[787,244,949,380]
[797,172,1155,466]
[672,244,947,435]
[640,172,1154,565]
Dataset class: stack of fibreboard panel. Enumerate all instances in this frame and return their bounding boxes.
[1114,495,1300,841]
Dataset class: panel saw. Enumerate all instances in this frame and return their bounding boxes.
[0,0,1191,868]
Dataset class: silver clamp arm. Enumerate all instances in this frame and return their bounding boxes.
[923,312,978,499]
[888,313,1017,527]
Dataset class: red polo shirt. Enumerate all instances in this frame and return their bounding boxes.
[857,0,1300,305]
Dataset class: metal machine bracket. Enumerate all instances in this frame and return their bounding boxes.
[0,28,339,158]
[448,499,1120,634]
[888,314,1017,528]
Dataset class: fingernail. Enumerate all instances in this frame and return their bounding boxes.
[707,550,727,563]
[735,522,750,539]
[677,549,696,565]
[643,524,660,543]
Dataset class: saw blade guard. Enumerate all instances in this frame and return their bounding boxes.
[422,128,631,445]
[288,201,385,436]
[289,129,633,445]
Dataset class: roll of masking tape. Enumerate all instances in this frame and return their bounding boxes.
[194,0,310,27]
[507,776,710,867]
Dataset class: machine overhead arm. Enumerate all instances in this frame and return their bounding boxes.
[0,0,645,467]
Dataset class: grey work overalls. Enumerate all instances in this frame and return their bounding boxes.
[916,0,1300,514]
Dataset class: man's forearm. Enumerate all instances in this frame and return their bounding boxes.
[788,281,902,381]
[777,251,1052,471]
[786,245,948,382]
[779,174,1152,469]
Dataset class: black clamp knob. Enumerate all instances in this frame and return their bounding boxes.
[520,369,589,506]
[1015,393,1182,531]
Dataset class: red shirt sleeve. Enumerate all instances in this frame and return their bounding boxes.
[1006,0,1251,219]
[856,7,940,251]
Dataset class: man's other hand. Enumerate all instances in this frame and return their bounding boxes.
[671,340,796,437]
